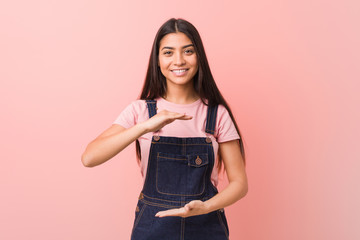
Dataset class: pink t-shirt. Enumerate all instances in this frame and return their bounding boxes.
[113,97,240,186]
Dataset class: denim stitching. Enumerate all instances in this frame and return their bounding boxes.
[158,156,187,161]
[207,105,217,134]
[205,105,217,134]
[205,105,211,133]
[188,154,209,167]
[155,165,208,197]
[205,106,213,132]
[141,199,181,209]
[156,153,208,196]
[183,139,186,156]
[151,142,211,146]
[146,102,151,119]
[145,100,157,118]
[131,203,147,236]
[212,105,218,134]
[205,106,211,132]
[217,210,229,239]
[210,105,216,132]
[151,104,155,117]
[141,139,155,192]
[142,192,210,204]
[181,217,185,240]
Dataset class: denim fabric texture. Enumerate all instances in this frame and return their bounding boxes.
[131,100,229,240]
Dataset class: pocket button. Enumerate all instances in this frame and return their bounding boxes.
[195,156,202,165]
[206,137,212,143]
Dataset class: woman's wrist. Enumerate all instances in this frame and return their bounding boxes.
[136,121,150,135]
[203,199,216,214]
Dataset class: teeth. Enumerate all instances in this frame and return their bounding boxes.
[172,69,187,73]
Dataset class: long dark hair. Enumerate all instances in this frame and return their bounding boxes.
[136,18,246,169]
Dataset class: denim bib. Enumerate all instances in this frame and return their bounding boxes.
[131,100,229,240]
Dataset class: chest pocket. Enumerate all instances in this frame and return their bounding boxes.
[156,152,209,196]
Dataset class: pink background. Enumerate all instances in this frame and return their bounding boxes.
[1,0,359,239]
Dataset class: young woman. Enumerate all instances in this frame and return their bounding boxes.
[81,18,248,240]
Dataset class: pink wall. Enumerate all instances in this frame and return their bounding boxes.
[1,0,359,239]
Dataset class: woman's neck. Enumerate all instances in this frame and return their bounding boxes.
[163,81,199,104]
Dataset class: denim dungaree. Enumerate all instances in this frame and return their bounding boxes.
[131,100,229,240]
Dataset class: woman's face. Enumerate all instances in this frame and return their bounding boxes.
[158,32,198,88]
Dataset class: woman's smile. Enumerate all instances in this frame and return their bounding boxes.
[171,68,189,76]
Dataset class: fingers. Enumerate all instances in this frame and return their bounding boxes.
[144,110,192,133]
[159,111,192,126]
[169,112,192,120]
[158,110,192,119]
[155,208,185,218]
[178,115,193,120]
[155,201,204,218]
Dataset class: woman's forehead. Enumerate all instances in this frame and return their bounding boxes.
[159,32,193,48]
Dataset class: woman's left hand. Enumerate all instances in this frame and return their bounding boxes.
[155,200,210,218]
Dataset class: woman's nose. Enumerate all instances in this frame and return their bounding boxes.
[174,52,185,65]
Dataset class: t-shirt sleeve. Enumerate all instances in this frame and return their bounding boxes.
[215,104,241,143]
[112,100,144,128]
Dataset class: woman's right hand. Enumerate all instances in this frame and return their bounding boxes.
[141,110,193,133]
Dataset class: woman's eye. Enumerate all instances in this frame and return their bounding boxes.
[185,49,194,54]
[163,51,172,55]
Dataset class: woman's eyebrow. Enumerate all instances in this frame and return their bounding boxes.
[161,44,194,51]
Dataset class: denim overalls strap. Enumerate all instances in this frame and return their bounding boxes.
[145,99,157,118]
[205,104,219,135]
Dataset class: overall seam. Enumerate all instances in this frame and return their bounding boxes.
[184,139,186,156]
[140,199,182,209]
[205,105,218,134]
[211,105,218,133]
[181,217,185,240]
[217,210,229,239]
[141,137,155,193]
[210,106,216,132]
[158,156,187,161]
[151,142,211,146]
[205,106,211,132]
[131,204,147,238]
[142,192,211,203]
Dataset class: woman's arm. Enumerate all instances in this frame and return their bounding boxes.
[81,123,147,167]
[204,139,248,211]
[155,139,248,217]
[81,110,192,167]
